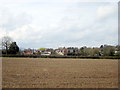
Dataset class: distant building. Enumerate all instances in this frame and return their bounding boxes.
[23,48,34,55]
[55,47,68,56]
[67,47,79,56]
[40,48,53,56]
[41,52,51,56]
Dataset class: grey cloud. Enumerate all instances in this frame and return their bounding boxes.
[0,1,118,48]
[0,7,32,31]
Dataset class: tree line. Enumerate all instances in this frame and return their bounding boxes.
[1,36,120,57]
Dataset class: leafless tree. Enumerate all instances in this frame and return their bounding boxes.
[2,36,12,54]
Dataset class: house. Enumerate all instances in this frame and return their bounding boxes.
[55,47,68,56]
[40,48,53,56]
[41,52,51,56]
[67,47,79,56]
[23,48,34,55]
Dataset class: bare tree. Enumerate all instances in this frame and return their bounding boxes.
[2,36,12,54]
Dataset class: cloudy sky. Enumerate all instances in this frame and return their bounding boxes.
[0,0,118,49]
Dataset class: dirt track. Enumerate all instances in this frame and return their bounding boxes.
[2,58,118,88]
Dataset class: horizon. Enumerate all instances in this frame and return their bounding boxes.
[16,44,119,50]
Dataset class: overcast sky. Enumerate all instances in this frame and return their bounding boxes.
[0,0,118,49]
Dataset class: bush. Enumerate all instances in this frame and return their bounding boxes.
[1,54,120,59]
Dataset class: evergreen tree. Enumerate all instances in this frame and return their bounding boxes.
[9,42,19,54]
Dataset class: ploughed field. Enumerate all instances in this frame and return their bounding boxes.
[2,58,118,88]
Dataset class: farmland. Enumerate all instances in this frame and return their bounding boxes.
[2,58,118,88]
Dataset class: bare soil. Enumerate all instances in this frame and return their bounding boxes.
[2,58,118,88]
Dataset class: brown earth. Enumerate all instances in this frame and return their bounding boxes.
[2,58,118,88]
